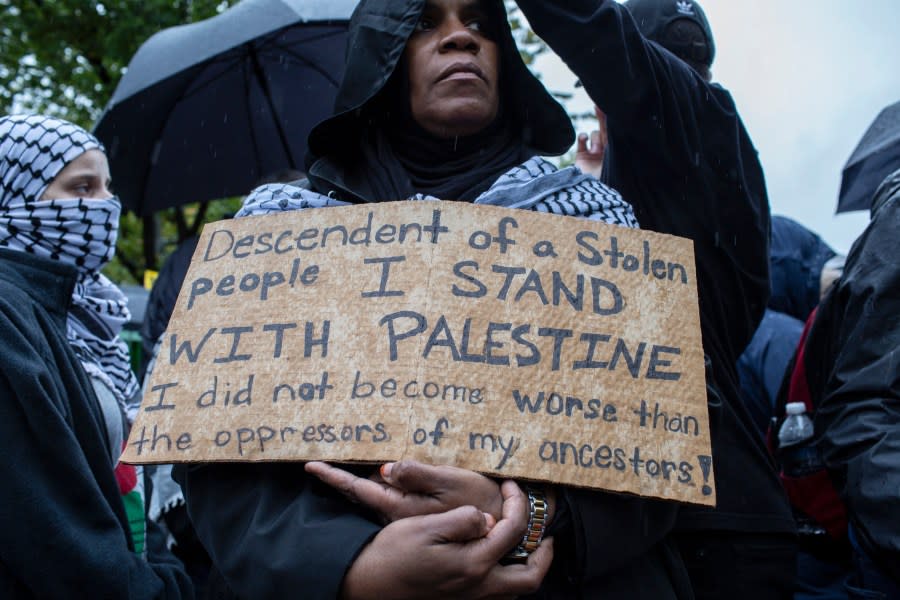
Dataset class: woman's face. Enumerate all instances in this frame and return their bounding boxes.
[405,0,500,139]
[41,149,113,200]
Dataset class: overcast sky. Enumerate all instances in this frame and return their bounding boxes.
[535,1,900,254]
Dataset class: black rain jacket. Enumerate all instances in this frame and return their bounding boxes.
[810,169,900,582]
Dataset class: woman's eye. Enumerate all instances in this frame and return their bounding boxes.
[415,18,434,32]
[467,20,483,32]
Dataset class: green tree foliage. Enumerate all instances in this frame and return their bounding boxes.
[1,0,238,284]
[505,1,547,67]
[1,0,237,124]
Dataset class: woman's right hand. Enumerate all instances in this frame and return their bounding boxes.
[340,481,553,600]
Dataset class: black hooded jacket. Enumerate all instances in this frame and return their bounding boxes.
[302,0,574,203]
[176,1,697,599]
[810,169,900,582]
[515,0,793,535]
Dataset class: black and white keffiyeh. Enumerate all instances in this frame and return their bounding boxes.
[238,156,639,229]
[0,114,140,420]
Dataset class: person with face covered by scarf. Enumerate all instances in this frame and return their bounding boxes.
[0,114,193,598]
[174,1,706,599]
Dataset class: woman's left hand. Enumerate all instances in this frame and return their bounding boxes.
[305,460,503,523]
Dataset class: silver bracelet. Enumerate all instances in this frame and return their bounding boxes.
[506,485,548,560]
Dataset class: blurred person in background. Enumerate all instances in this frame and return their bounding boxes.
[738,215,837,439]
[741,216,846,599]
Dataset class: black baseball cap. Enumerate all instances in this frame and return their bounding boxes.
[624,0,716,67]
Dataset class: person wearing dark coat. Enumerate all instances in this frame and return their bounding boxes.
[175,0,709,598]
[0,251,193,599]
[737,215,836,438]
[806,168,900,597]
[738,216,841,599]
[519,0,796,597]
[140,235,199,381]
[767,215,838,322]
[738,310,804,436]
[0,115,193,598]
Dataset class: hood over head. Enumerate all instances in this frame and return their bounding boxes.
[306,0,574,168]
[870,167,900,218]
[768,215,836,320]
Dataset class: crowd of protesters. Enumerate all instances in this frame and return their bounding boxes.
[1,0,897,599]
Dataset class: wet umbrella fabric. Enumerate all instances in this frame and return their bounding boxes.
[838,100,900,213]
[93,0,356,216]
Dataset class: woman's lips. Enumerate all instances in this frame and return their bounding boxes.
[443,71,482,82]
[437,62,486,83]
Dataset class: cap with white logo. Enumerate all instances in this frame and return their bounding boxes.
[623,0,716,67]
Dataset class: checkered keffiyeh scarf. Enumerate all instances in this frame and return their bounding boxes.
[0,114,140,420]
[239,156,640,229]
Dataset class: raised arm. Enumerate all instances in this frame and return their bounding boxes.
[515,0,770,376]
[515,1,714,166]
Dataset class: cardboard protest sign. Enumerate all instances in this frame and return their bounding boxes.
[123,202,715,506]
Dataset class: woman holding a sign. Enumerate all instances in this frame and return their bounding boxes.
[0,114,192,597]
[175,1,704,599]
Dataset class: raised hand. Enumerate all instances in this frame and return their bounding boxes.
[574,106,608,178]
[339,480,554,600]
[305,459,503,522]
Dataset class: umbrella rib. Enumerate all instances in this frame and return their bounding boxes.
[264,41,342,88]
[174,55,248,102]
[266,27,344,47]
[242,57,266,181]
[172,27,344,102]
[248,43,298,170]
[136,57,250,211]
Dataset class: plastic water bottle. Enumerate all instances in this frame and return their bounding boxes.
[778,402,828,537]
[778,402,814,447]
[778,402,821,478]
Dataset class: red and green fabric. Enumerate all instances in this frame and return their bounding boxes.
[114,460,146,556]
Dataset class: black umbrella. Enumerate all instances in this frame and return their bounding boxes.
[837,99,900,213]
[94,0,356,216]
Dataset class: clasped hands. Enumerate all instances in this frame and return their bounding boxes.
[305,460,554,599]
